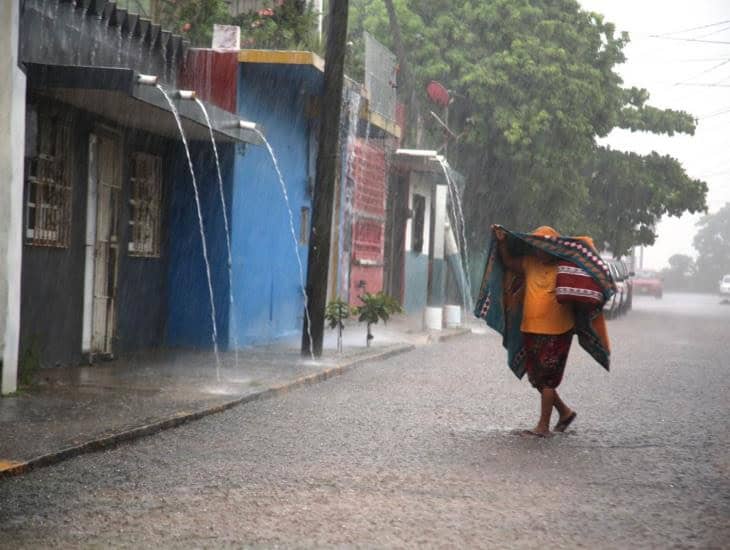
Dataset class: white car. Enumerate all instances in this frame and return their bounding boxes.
[604,262,625,318]
[720,274,730,297]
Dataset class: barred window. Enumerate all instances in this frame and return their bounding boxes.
[300,207,309,244]
[128,153,162,257]
[411,194,426,254]
[25,108,73,247]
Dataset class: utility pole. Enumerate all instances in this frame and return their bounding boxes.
[302,0,349,357]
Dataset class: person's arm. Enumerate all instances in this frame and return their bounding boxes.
[492,225,523,274]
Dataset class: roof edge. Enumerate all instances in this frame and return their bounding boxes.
[237,49,325,72]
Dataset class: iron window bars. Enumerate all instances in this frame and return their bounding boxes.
[25,107,73,248]
[128,152,162,258]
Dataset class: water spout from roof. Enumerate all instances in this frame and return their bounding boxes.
[238,120,260,132]
[136,74,158,85]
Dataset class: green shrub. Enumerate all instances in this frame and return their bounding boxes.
[18,339,41,388]
[355,292,403,347]
[325,298,354,352]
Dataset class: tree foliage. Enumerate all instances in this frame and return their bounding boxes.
[348,0,706,257]
[355,292,403,346]
[149,0,231,46]
[131,0,321,51]
[693,203,730,291]
[233,1,322,52]
[584,148,707,256]
[662,254,696,291]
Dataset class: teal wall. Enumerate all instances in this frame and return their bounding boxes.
[404,252,429,314]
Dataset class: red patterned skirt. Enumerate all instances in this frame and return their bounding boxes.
[523,331,573,390]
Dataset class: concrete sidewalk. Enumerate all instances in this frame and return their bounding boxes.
[0,319,471,478]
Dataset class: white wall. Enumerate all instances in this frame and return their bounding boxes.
[0,2,26,394]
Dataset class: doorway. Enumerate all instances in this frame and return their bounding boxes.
[83,130,121,358]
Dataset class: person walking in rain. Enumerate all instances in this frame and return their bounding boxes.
[476,225,615,437]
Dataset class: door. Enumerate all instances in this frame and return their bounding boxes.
[91,132,121,356]
[384,173,407,302]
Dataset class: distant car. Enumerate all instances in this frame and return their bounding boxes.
[720,274,730,298]
[633,270,663,299]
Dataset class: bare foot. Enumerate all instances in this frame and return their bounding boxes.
[554,411,577,433]
[521,428,552,438]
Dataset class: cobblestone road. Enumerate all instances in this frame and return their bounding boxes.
[1,293,728,548]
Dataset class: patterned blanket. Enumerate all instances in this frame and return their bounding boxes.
[473,226,615,379]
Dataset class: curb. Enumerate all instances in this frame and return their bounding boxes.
[0,343,415,480]
[428,328,473,343]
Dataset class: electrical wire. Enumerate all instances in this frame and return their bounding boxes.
[673,59,730,86]
[653,19,730,37]
[674,82,730,88]
[647,36,730,45]
[695,24,730,39]
[700,108,730,119]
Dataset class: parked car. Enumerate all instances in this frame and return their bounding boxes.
[615,259,633,313]
[720,274,730,299]
[603,261,624,318]
[633,270,663,299]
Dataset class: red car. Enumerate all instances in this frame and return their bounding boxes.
[633,270,663,299]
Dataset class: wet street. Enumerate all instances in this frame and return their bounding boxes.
[1,293,728,548]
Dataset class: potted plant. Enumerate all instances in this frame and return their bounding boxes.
[325,298,354,353]
[355,292,403,347]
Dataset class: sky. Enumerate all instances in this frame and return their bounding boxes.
[580,0,730,269]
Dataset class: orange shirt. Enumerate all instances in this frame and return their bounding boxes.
[520,256,575,335]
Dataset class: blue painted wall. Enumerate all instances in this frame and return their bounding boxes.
[116,132,174,354]
[229,64,320,346]
[404,253,429,314]
[166,142,234,350]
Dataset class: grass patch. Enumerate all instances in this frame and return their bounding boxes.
[18,339,42,388]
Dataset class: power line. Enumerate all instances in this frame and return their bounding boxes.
[673,59,730,86]
[653,19,730,37]
[674,82,730,88]
[629,57,730,64]
[696,24,730,39]
[647,35,730,45]
[700,107,730,119]
[699,169,730,178]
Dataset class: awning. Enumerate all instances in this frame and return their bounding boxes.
[393,149,445,175]
[25,63,263,145]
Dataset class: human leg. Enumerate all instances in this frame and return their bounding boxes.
[532,387,555,435]
[553,391,574,421]
[523,332,574,436]
[535,387,572,419]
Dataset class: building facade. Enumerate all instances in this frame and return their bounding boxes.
[180,49,325,346]
[14,1,255,376]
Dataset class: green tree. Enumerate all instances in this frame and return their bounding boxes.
[583,148,707,256]
[662,254,696,292]
[355,292,403,347]
[136,0,231,47]
[693,203,730,291]
[325,298,354,352]
[348,0,706,258]
[233,1,322,52]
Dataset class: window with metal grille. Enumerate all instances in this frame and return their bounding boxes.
[128,153,162,257]
[411,194,426,254]
[300,207,310,244]
[24,107,73,247]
